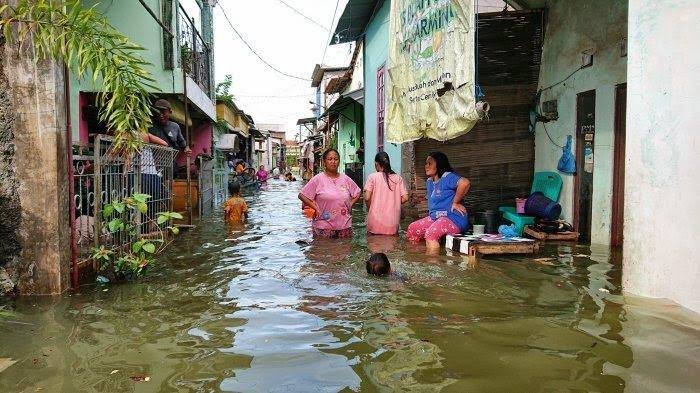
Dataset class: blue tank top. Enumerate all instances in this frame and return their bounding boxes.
[426,172,468,232]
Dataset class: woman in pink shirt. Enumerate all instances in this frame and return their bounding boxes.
[364,152,408,235]
[299,149,361,238]
[256,165,269,183]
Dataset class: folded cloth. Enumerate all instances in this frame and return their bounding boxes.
[498,224,519,238]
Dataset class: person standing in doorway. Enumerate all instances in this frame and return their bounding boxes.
[299,149,361,238]
[149,99,191,157]
[364,152,408,235]
[407,152,470,251]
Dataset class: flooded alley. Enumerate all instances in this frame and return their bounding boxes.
[1,180,699,392]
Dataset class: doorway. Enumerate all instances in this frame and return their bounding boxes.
[611,84,627,247]
[574,90,596,242]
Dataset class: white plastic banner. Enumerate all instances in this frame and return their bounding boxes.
[386,0,480,143]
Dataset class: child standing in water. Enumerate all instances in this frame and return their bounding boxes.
[224,181,248,225]
[364,152,408,235]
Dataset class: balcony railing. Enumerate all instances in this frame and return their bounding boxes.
[178,4,211,96]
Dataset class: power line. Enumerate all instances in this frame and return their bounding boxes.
[275,0,330,31]
[217,4,310,81]
[321,0,341,64]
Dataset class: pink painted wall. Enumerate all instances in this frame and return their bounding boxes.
[176,123,213,168]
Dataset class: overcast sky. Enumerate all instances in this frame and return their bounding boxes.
[213,0,352,139]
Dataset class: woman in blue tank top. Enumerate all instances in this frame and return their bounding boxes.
[407,152,471,251]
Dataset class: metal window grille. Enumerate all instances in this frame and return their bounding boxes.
[377,65,386,152]
[177,3,211,96]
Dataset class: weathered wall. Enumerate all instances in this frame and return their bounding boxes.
[533,0,627,245]
[363,0,402,182]
[0,39,22,295]
[2,38,71,294]
[624,0,700,313]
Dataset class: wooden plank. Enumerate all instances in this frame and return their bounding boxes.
[473,242,538,255]
[524,226,580,241]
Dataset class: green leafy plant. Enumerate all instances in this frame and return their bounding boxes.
[1,0,157,152]
[91,193,182,280]
[216,74,235,105]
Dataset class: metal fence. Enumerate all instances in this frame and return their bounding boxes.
[177,4,211,95]
[198,156,214,215]
[213,153,229,206]
[72,136,177,266]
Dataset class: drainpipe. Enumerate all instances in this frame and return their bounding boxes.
[64,64,79,290]
[183,68,193,225]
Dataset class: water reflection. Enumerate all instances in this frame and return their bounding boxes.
[0,180,699,392]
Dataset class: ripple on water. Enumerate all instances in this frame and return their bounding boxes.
[1,180,699,392]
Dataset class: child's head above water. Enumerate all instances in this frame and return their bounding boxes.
[228,180,241,196]
[366,253,390,276]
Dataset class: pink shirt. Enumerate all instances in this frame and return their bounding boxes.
[364,172,408,235]
[301,173,361,230]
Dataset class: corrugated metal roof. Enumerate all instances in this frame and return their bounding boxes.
[332,0,383,44]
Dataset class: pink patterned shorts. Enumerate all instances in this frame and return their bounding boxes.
[407,216,461,242]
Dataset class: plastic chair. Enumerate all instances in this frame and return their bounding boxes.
[499,172,563,235]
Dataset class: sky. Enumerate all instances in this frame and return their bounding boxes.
[213,0,352,139]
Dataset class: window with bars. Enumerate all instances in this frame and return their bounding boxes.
[376,65,386,152]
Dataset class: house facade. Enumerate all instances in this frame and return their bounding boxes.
[70,0,217,146]
[325,0,700,313]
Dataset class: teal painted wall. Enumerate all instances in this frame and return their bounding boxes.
[338,103,363,170]
[362,0,401,182]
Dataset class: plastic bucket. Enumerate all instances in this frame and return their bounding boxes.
[477,210,502,234]
[515,198,527,214]
[525,191,562,220]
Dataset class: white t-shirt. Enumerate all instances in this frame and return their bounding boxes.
[140,148,158,175]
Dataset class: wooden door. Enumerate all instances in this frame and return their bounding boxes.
[611,84,627,246]
[574,90,596,242]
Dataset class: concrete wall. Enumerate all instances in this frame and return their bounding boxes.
[362,0,402,182]
[533,0,627,245]
[1,41,71,295]
[624,0,700,313]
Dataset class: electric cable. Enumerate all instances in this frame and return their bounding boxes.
[321,0,341,64]
[540,65,585,93]
[217,4,310,81]
[274,0,330,31]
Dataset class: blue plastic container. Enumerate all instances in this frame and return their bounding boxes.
[524,191,562,220]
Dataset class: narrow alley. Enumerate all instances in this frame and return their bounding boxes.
[1,180,698,392]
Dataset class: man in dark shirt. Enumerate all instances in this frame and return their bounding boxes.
[149,99,191,155]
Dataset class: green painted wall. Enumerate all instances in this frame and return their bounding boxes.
[69,0,213,140]
[338,102,363,171]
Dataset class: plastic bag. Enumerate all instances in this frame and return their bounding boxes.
[557,135,576,174]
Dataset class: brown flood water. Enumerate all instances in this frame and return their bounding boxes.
[1,180,699,392]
